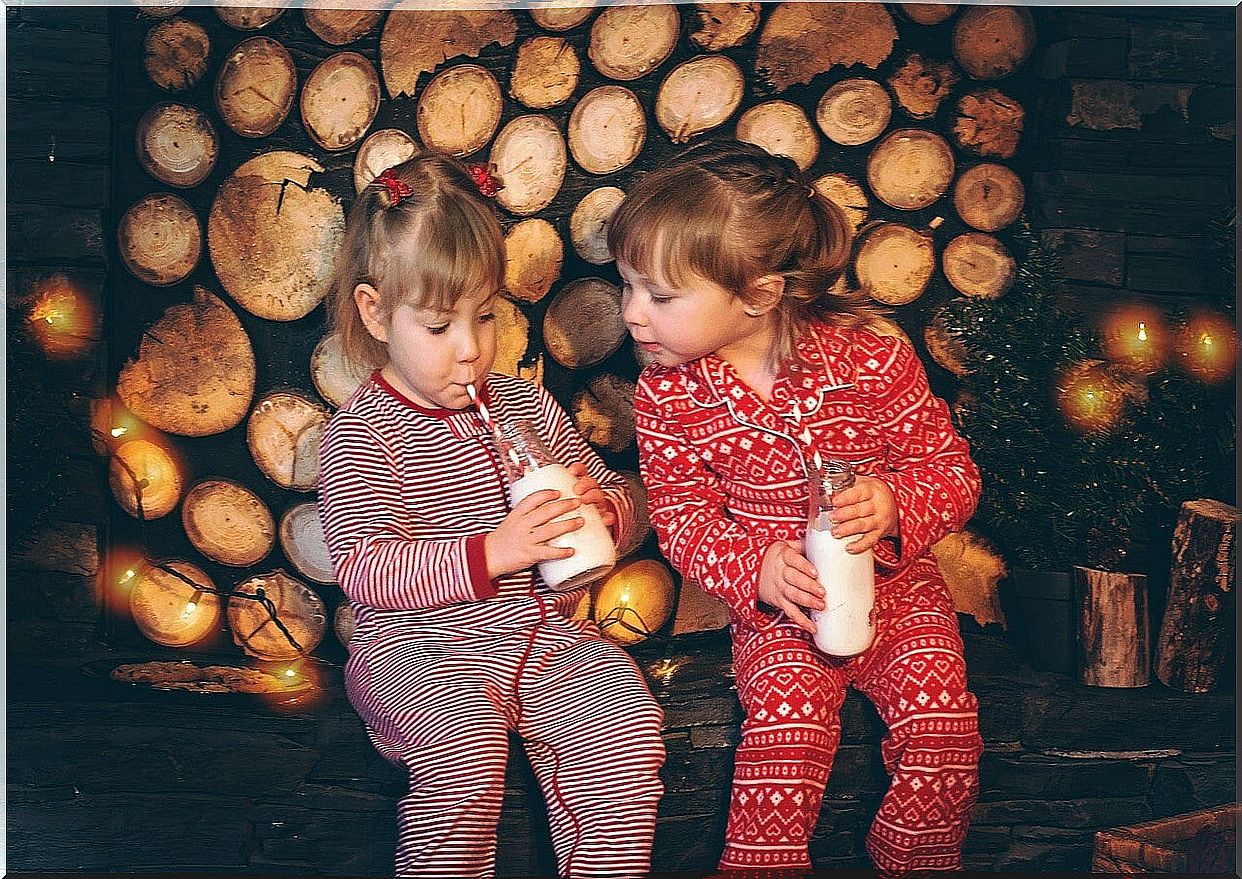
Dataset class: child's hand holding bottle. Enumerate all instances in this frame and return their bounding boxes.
[485,491,584,579]
[566,461,616,529]
[757,541,825,634]
[820,475,899,553]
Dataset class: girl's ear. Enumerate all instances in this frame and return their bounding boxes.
[353,283,389,343]
[745,274,786,316]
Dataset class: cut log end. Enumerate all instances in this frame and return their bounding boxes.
[588,3,679,82]
[543,278,625,369]
[492,114,567,215]
[416,64,502,157]
[736,100,819,171]
[854,222,936,306]
[942,232,1016,299]
[505,218,564,303]
[867,128,955,210]
[301,51,381,152]
[689,2,761,51]
[182,478,276,567]
[569,86,646,175]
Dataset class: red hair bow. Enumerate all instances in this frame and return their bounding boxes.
[467,163,502,198]
[376,167,413,205]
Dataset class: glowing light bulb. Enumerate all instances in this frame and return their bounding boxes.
[121,569,137,584]
[111,426,128,438]
[1137,322,1148,342]
[619,590,631,605]
[285,668,297,678]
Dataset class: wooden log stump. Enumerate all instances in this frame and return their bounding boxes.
[816,78,890,146]
[215,3,285,31]
[247,390,330,491]
[924,307,970,376]
[756,2,896,92]
[867,128,955,210]
[505,218,564,303]
[135,102,219,188]
[736,100,819,171]
[353,128,418,194]
[492,297,536,381]
[116,287,256,436]
[952,4,1035,80]
[310,331,370,407]
[572,373,637,452]
[492,114,567,215]
[953,162,1024,232]
[380,5,517,99]
[214,36,297,138]
[942,232,1016,299]
[1074,565,1151,688]
[301,51,380,152]
[543,277,625,369]
[1155,499,1238,693]
[812,173,868,234]
[529,1,596,33]
[615,470,651,558]
[207,151,345,322]
[280,501,336,585]
[510,36,580,110]
[656,55,744,144]
[416,64,503,159]
[888,52,959,120]
[570,186,625,265]
[118,193,201,287]
[588,3,679,81]
[902,4,957,25]
[854,221,936,306]
[569,86,646,175]
[303,4,383,46]
[690,2,761,51]
[181,478,276,567]
[953,88,1024,159]
[143,17,210,92]
[108,439,183,520]
[129,559,221,648]
[228,570,327,660]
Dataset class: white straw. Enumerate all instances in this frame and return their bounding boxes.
[789,401,823,471]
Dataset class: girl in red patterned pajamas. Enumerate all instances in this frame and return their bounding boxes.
[609,140,984,874]
[317,155,665,879]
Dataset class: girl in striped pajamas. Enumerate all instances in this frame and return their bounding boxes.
[609,140,984,874]
[317,155,665,879]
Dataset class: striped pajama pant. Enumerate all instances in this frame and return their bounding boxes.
[719,574,983,873]
[345,597,666,878]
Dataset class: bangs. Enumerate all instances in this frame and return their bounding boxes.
[376,194,504,312]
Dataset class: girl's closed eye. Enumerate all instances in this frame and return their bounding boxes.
[478,311,495,324]
[426,323,449,336]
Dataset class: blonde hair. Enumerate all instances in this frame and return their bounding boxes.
[328,154,505,368]
[607,139,878,364]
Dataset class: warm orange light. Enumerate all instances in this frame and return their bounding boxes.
[108,439,184,519]
[1054,360,1125,434]
[26,276,97,358]
[592,558,676,646]
[1100,306,1168,374]
[1175,310,1237,384]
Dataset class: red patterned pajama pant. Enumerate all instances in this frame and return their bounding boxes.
[719,578,983,873]
[345,597,666,878]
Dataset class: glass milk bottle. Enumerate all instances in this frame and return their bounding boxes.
[492,419,617,592]
[805,460,876,657]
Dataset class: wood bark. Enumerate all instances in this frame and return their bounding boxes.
[116,287,256,436]
[816,77,890,146]
[215,4,285,31]
[689,2,761,51]
[135,1,189,19]
[756,2,897,92]
[953,162,1024,231]
[510,36,580,110]
[279,501,336,585]
[736,100,819,171]
[588,3,679,81]
[568,86,645,174]
[207,151,345,321]
[143,17,210,91]
[492,114,567,215]
[380,5,516,99]
[135,102,219,188]
[812,173,869,234]
[953,88,1025,158]
[854,222,936,305]
[953,4,1035,80]
[129,559,221,648]
[572,373,637,452]
[301,52,380,152]
[656,55,745,144]
[942,232,1016,298]
[247,390,330,491]
[214,36,296,138]
[1155,499,1237,693]
[529,1,596,32]
[181,478,276,567]
[867,128,955,210]
[228,570,327,660]
[504,218,564,303]
[108,439,183,520]
[570,186,625,265]
[118,193,201,287]
[543,277,625,369]
[303,5,383,45]
[353,128,419,194]
[924,307,971,376]
[1074,565,1151,688]
[888,52,959,120]
[416,64,502,157]
[310,331,371,407]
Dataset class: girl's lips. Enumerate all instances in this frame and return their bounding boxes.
[636,341,662,352]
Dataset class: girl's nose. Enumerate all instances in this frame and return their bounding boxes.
[621,291,646,329]
[458,329,481,362]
